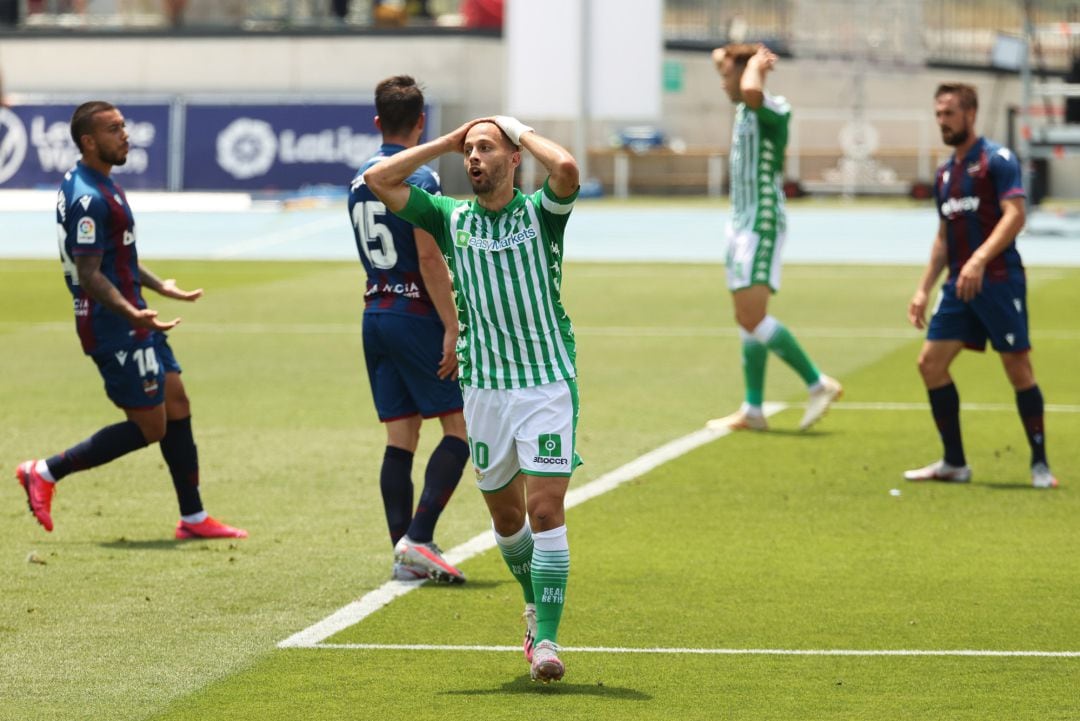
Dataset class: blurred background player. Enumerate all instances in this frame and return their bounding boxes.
[16,101,247,539]
[348,76,470,583]
[707,44,842,433]
[365,115,581,684]
[905,83,1058,489]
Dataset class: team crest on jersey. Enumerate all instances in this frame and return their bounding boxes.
[76,217,96,244]
[966,163,982,176]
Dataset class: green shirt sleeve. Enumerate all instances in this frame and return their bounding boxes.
[395,184,462,254]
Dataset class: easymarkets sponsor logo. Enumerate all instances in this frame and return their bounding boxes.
[461,227,537,252]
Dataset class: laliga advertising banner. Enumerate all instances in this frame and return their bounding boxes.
[183,103,381,190]
[0,104,171,189]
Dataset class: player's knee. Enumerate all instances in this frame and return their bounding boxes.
[137,419,167,444]
[526,502,564,530]
[491,507,527,535]
[916,352,942,381]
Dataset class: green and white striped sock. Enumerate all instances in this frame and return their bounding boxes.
[531,525,569,644]
[495,522,535,604]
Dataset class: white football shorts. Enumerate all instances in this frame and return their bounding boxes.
[463,379,581,493]
[725,225,786,292]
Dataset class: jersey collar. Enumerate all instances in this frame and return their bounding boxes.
[470,188,525,218]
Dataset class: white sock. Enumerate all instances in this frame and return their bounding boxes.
[181,511,208,524]
[740,402,764,417]
[35,460,57,483]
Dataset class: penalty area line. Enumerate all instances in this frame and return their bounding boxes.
[276,402,787,649]
[304,643,1080,658]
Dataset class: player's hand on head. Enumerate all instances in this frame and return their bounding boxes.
[492,116,534,146]
[159,279,203,302]
[447,119,487,153]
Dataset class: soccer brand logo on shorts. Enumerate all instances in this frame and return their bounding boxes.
[534,433,567,466]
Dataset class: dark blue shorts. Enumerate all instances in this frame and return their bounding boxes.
[92,333,181,409]
[363,312,463,422]
[927,276,1031,353]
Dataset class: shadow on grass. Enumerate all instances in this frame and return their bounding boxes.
[98,538,201,550]
[442,674,652,699]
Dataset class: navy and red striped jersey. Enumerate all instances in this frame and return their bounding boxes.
[934,137,1026,281]
[56,161,150,355]
[348,144,443,320]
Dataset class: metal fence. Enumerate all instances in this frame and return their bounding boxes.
[664,0,1080,72]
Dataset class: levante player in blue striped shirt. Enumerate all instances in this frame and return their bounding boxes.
[348,76,469,583]
[906,83,1058,489]
[16,101,248,538]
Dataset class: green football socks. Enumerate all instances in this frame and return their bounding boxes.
[495,522,535,604]
[741,336,768,407]
[764,321,821,386]
[531,526,569,644]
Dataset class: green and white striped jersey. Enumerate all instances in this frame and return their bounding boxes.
[396,180,578,390]
[729,92,789,237]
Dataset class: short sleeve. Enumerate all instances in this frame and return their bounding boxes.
[394,184,455,252]
[68,193,108,256]
[534,178,578,234]
[990,146,1025,201]
[754,93,791,129]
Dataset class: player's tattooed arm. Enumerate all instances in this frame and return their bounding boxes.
[75,255,181,331]
[138,263,203,302]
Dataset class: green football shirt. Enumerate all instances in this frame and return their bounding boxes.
[729,92,790,238]
[395,180,578,390]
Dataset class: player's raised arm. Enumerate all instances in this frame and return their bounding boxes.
[740,45,776,110]
[494,116,580,199]
[365,120,479,211]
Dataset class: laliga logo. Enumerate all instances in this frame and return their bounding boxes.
[216,118,278,180]
[0,107,29,185]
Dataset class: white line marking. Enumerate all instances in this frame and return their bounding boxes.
[277,402,787,649]
[305,643,1080,658]
[828,401,1080,413]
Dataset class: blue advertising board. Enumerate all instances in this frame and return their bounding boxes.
[0,103,171,190]
[182,103,382,191]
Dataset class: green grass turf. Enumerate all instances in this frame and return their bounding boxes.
[1,259,1077,721]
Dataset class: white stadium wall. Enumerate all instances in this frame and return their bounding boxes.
[3,34,1074,197]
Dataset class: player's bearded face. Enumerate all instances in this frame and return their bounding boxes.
[92,111,130,166]
[935,97,973,147]
[464,124,517,195]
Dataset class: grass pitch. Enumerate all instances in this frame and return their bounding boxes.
[1,259,1078,721]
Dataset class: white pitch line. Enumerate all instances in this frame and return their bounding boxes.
[825,401,1080,413]
[306,643,1080,658]
[277,402,787,649]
